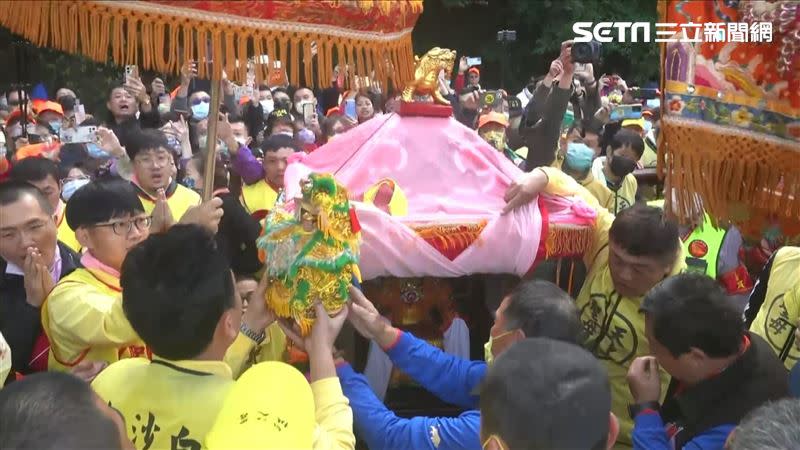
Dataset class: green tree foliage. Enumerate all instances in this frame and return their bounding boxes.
[414,0,659,90]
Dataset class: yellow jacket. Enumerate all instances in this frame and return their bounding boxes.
[56,206,81,253]
[223,323,287,378]
[92,356,235,450]
[607,173,638,215]
[540,166,685,448]
[42,268,146,372]
[578,172,615,213]
[749,246,800,370]
[239,179,279,220]
[138,183,202,221]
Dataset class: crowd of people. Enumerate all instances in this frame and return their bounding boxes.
[0,37,799,450]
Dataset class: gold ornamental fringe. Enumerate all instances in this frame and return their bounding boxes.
[658,116,800,227]
[0,0,418,88]
[413,221,489,251]
[545,224,594,259]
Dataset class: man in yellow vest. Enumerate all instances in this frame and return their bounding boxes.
[746,246,799,370]
[124,129,201,223]
[8,157,80,252]
[43,178,150,372]
[228,132,299,221]
[649,199,754,311]
[92,224,354,449]
[503,167,685,447]
[590,129,643,214]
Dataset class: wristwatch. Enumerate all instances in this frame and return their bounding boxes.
[628,401,661,419]
[240,322,266,345]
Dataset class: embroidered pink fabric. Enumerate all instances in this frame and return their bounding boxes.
[283,113,595,280]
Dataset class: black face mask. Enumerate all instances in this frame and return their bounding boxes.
[610,154,637,178]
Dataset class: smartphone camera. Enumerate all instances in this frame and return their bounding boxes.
[572,40,602,64]
[496,30,517,43]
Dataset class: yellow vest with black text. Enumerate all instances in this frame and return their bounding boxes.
[538,166,686,448]
[749,246,800,370]
[138,184,202,221]
[239,180,279,221]
[42,268,147,372]
[606,173,637,215]
[648,199,726,279]
[92,357,234,450]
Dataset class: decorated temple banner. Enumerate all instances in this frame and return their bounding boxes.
[658,0,799,240]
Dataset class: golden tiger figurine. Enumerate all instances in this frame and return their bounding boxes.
[257,173,361,335]
[401,47,457,105]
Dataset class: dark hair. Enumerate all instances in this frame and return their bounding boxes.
[610,128,645,159]
[502,280,583,344]
[124,129,170,161]
[260,133,301,154]
[191,151,229,190]
[321,115,348,138]
[0,372,123,450]
[57,95,76,112]
[78,116,101,127]
[0,180,54,215]
[65,177,144,229]
[641,273,744,358]
[8,157,60,184]
[107,84,127,101]
[120,224,236,360]
[58,143,90,173]
[480,338,611,450]
[257,84,270,91]
[609,204,680,263]
[159,111,181,127]
[58,160,88,180]
[264,108,295,137]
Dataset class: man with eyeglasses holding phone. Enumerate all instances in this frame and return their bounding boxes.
[41,177,152,373]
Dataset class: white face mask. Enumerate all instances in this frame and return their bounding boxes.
[61,178,91,201]
[260,99,274,114]
[295,100,313,115]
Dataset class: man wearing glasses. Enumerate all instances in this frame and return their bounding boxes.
[124,129,201,230]
[42,177,151,372]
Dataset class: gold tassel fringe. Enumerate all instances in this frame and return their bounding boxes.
[0,0,419,88]
[413,221,489,251]
[546,224,594,259]
[659,116,800,229]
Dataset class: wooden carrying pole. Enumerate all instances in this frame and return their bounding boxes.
[202,82,222,201]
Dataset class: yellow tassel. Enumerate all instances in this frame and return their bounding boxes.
[0,0,419,88]
[546,225,594,259]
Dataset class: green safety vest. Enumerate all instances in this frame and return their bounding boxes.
[647,199,727,279]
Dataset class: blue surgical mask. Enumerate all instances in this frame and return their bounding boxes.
[61,178,90,201]
[49,121,62,135]
[565,142,595,173]
[191,102,210,120]
[86,142,109,158]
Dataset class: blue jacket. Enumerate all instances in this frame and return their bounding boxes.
[632,410,734,450]
[337,331,486,450]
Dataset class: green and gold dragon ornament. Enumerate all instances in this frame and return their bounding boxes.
[257,173,362,335]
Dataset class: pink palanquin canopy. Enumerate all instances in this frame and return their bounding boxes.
[283,112,597,281]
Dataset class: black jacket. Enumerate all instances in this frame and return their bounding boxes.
[0,241,81,379]
[216,192,262,276]
[660,332,789,448]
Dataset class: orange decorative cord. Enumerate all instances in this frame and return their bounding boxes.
[0,0,420,88]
